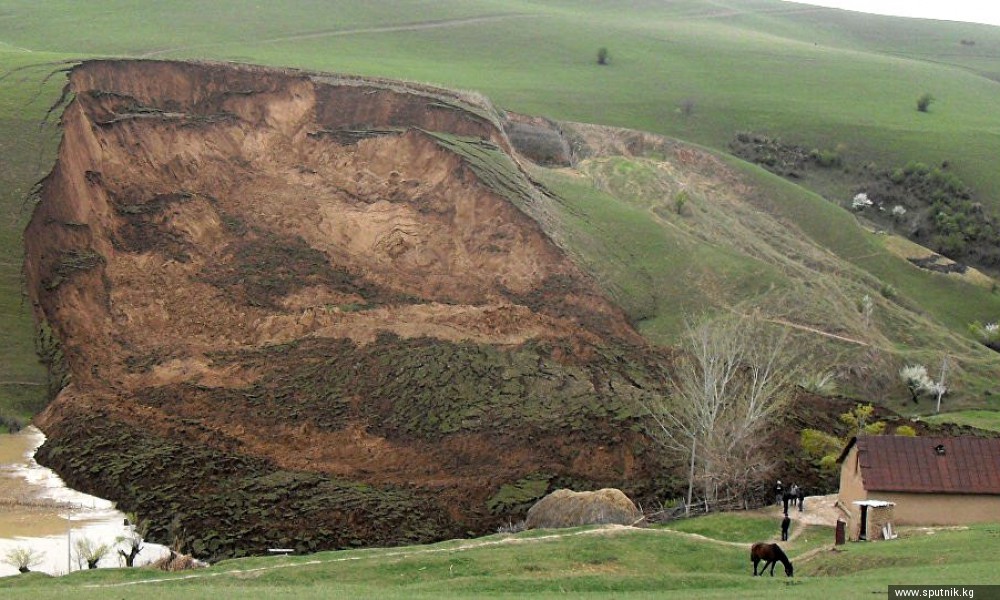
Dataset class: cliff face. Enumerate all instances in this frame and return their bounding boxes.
[25,60,670,558]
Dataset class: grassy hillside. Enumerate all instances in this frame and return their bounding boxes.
[524,125,999,410]
[3,0,1000,424]
[2,516,999,598]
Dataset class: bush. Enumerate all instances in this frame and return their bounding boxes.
[674,190,690,215]
[810,148,842,168]
[894,425,917,437]
[800,428,843,459]
[799,371,837,396]
[969,321,1000,351]
[3,547,45,573]
[917,93,934,113]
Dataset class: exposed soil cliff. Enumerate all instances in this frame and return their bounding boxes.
[25,60,670,559]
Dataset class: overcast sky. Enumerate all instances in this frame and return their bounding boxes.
[785,0,1000,27]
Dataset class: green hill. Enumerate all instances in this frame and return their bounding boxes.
[2,3,999,422]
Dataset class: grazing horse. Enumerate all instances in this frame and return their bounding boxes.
[750,542,793,577]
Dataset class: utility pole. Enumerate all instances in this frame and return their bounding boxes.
[935,356,950,414]
[66,505,72,574]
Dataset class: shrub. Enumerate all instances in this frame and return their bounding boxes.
[810,148,842,168]
[74,536,111,569]
[858,294,874,328]
[917,93,934,112]
[894,425,917,437]
[800,428,843,458]
[840,403,886,436]
[852,192,873,210]
[799,371,837,396]
[969,321,1000,351]
[597,47,609,65]
[674,190,690,215]
[3,547,45,573]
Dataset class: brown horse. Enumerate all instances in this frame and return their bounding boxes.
[750,542,793,577]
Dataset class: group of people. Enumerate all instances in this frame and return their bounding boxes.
[775,480,805,541]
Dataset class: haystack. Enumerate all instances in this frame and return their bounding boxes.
[524,488,641,529]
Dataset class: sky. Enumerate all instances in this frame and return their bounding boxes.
[785,0,1000,27]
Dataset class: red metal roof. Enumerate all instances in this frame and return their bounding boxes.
[851,436,1000,495]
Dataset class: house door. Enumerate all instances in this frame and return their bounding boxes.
[859,505,869,541]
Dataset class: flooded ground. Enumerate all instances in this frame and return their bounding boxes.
[0,426,168,577]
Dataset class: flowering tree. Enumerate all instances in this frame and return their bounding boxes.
[852,193,873,210]
[900,363,948,411]
[900,364,933,403]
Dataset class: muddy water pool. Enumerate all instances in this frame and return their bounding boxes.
[0,426,167,576]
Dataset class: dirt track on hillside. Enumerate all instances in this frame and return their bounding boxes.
[140,14,528,58]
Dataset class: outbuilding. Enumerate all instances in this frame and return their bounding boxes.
[837,435,1000,534]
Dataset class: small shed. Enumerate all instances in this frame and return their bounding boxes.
[851,500,896,541]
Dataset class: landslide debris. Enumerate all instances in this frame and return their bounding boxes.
[25,60,670,559]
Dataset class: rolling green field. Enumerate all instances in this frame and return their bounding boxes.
[1,6,999,408]
[3,3,1000,595]
[923,409,1000,432]
[2,516,998,599]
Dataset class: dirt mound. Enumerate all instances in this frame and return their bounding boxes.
[25,60,668,560]
[525,488,641,529]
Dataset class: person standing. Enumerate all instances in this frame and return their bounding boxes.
[775,480,783,506]
[781,515,791,541]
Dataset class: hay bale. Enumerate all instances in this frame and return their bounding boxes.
[524,488,641,530]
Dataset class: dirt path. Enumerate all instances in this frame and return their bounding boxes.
[140,14,527,58]
[767,318,871,347]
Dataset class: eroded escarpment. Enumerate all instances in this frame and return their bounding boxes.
[25,60,670,559]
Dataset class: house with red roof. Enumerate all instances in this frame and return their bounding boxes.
[837,436,1000,535]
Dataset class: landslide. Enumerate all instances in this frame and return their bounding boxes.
[24,60,671,559]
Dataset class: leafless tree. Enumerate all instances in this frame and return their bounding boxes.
[116,513,148,567]
[74,536,111,570]
[3,546,45,574]
[643,313,799,513]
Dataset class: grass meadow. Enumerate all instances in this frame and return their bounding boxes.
[2,516,998,599]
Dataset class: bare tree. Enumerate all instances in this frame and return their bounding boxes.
[74,536,111,570]
[3,546,45,574]
[115,513,148,567]
[643,313,799,512]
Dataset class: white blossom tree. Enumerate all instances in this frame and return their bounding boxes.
[900,362,948,411]
[852,193,873,210]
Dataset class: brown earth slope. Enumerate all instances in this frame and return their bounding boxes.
[24,60,672,559]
